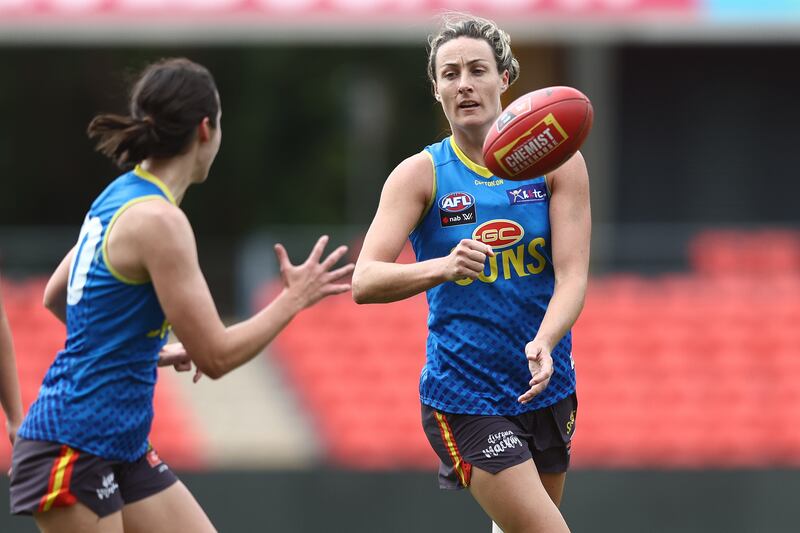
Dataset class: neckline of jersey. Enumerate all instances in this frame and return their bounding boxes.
[133,165,178,206]
[448,136,494,179]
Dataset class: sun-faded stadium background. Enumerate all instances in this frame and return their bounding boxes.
[2,1,800,532]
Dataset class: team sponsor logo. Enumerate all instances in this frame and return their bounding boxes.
[96,473,119,500]
[507,182,548,205]
[438,191,474,212]
[474,178,504,187]
[495,96,532,133]
[454,236,549,287]
[482,430,524,459]
[491,113,569,178]
[439,191,477,228]
[566,410,576,436]
[472,219,524,250]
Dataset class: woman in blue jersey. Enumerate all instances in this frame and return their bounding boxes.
[0,273,24,446]
[9,58,354,532]
[352,14,589,533]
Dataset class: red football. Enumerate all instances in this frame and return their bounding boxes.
[482,86,593,181]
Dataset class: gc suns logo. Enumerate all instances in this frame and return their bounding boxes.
[471,219,524,250]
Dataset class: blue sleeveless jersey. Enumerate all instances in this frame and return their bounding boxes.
[19,166,175,461]
[410,137,576,415]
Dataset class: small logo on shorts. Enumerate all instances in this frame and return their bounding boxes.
[566,410,576,436]
[96,473,119,500]
[482,430,524,459]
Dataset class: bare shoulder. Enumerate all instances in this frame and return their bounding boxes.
[383,151,434,200]
[549,151,588,191]
[116,198,194,252]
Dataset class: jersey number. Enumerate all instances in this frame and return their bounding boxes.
[67,216,104,305]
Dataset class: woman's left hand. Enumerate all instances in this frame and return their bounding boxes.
[517,340,554,404]
[158,342,203,383]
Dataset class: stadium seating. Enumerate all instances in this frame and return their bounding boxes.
[272,231,800,469]
[5,228,799,470]
[0,278,207,470]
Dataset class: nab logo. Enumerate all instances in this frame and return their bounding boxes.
[439,192,475,213]
[472,219,524,250]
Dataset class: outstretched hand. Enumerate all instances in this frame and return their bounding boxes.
[517,340,554,404]
[158,342,203,383]
[274,235,355,310]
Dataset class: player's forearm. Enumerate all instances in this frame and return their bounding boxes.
[352,259,447,304]
[43,247,74,325]
[533,275,588,350]
[43,294,67,324]
[198,290,301,379]
[0,322,24,425]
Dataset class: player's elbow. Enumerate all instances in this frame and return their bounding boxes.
[351,282,368,304]
[42,285,62,315]
[196,360,226,380]
[192,350,228,380]
[42,292,56,312]
[351,271,375,304]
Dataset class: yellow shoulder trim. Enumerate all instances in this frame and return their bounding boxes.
[102,195,168,285]
[134,165,177,206]
[412,151,437,233]
[449,136,493,179]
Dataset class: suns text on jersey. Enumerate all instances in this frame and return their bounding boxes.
[455,237,548,286]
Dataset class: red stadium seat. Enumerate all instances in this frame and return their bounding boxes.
[268,228,800,469]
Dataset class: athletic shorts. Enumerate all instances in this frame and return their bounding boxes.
[9,438,179,518]
[421,392,577,490]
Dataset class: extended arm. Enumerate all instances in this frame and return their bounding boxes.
[536,151,591,348]
[131,202,352,380]
[0,277,23,444]
[519,151,591,404]
[352,152,493,304]
[43,247,75,324]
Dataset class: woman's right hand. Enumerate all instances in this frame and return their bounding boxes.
[442,239,495,281]
[274,235,355,311]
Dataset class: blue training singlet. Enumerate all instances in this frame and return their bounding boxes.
[410,136,576,416]
[20,165,175,461]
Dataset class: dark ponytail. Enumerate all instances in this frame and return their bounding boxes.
[87,114,161,168]
[87,58,218,169]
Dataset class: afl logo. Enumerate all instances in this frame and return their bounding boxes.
[472,219,525,249]
[438,192,475,213]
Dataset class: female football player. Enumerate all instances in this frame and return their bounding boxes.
[352,14,590,533]
[10,57,353,532]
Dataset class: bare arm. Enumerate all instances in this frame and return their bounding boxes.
[536,151,591,348]
[519,151,591,403]
[43,247,75,324]
[125,201,352,380]
[352,152,493,304]
[0,277,24,444]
